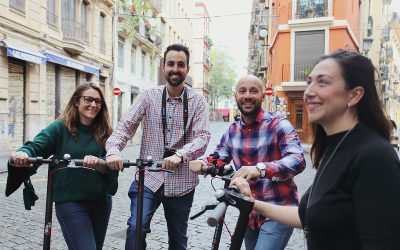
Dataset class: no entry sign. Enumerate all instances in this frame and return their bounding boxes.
[265,87,273,96]
[113,87,121,96]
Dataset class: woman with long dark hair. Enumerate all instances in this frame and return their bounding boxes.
[9,83,118,249]
[231,50,400,249]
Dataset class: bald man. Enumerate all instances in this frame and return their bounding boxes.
[189,75,305,250]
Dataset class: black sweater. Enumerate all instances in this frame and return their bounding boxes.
[299,123,400,250]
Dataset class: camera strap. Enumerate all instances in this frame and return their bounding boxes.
[161,86,188,147]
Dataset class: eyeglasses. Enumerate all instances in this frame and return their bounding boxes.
[81,96,103,105]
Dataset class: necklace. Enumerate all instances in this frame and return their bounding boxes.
[304,125,355,240]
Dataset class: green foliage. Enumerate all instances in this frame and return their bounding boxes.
[117,0,157,40]
[209,49,237,109]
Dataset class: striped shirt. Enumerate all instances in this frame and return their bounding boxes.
[213,109,306,229]
[106,86,211,197]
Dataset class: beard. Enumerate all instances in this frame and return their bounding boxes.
[165,72,186,86]
[237,101,262,117]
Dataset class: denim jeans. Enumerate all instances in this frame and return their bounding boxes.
[244,219,293,250]
[125,181,195,250]
[55,198,112,250]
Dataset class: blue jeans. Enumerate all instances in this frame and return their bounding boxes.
[55,198,112,250]
[126,181,195,250]
[244,220,293,250]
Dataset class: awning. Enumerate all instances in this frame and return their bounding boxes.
[2,41,46,64]
[131,86,140,94]
[44,51,100,76]
[215,109,230,116]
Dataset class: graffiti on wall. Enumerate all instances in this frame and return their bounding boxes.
[8,95,16,138]
[275,97,287,118]
[0,118,4,135]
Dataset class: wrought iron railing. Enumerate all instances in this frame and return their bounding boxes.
[62,18,89,43]
[9,0,25,14]
[282,63,315,82]
[47,10,58,28]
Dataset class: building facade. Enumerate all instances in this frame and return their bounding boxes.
[192,2,211,100]
[0,0,114,152]
[265,0,361,143]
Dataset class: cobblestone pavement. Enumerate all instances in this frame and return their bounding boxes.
[0,122,314,250]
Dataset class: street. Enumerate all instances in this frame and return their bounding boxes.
[0,122,315,250]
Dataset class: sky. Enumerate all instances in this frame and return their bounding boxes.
[200,0,253,77]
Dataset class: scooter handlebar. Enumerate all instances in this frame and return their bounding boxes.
[207,201,228,227]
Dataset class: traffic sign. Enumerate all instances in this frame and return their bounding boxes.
[113,87,121,96]
[265,87,273,96]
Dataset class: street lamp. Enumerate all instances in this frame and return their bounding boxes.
[362,36,374,56]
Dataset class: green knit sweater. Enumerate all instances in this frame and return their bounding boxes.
[18,119,118,203]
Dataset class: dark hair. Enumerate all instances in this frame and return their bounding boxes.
[60,82,113,146]
[310,49,390,167]
[163,44,190,66]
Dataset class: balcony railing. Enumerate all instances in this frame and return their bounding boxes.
[282,63,315,82]
[9,0,25,14]
[47,10,58,28]
[294,0,328,19]
[62,18,89,43]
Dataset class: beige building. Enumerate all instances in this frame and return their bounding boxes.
[0,0,114,152]
[191,1,211,100]
[158,0,196,87]
[114,0,162,125]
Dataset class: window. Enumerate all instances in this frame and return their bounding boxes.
[9,0,26,14]
[81,1,88,42]
[294,30,325,81]
[141,51,146,78]
[47,0,57,27]
[150,59,154,80]
[118,36,125,68]
[99,13,106,52]
[131,45,136,73]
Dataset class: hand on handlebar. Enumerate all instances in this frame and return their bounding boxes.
[229,177,253,198]
[9,151,32,167]
[233,165,260,181]
[162,154,181,170]
[83,155,100,169]
[189,160,207,175]
[106,155,123,171]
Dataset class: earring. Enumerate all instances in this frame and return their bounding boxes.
[347,103,351,109]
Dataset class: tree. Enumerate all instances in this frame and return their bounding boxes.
[209,49,237,110]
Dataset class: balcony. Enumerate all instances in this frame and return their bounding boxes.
[47,10,58,28]
[282,63,314,82]
[294,0,328,20]
[9,0,25,14]
[61,18,88,55]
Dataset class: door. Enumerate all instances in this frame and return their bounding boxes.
[289,98,309,143]
[8,59,25,150]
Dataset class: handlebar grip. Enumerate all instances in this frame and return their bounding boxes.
[27,157,41,163]
[122,160,133,168]
[207,201,228,227]
[73,159,84,166]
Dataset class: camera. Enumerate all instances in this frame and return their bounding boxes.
[163,147,176,159]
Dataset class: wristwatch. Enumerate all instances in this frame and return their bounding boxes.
[256,163,266,178]
[175,151,184,163]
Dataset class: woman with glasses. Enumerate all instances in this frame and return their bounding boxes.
[9,83,118,250]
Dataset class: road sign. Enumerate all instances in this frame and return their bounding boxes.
[113,87,121,96]
[265,87,273,96]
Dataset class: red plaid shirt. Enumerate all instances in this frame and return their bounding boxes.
[211,109,306,229]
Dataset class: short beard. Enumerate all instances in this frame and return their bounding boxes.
[237,104,261,117]
[166,73,185,86]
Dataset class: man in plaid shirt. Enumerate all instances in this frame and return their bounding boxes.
[190,75,305,250]
[106,44,211,250]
